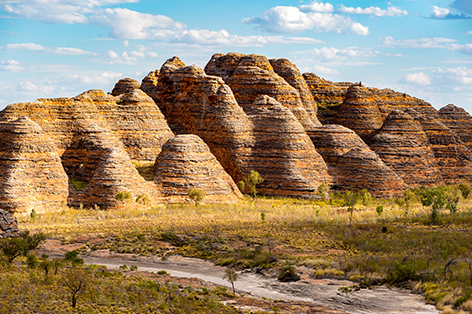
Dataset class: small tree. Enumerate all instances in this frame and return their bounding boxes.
[63,268,90,308]
[419,187,446,223]
[115,190,132,214]
[344,191,359,225]
[188,188,206,206]
[0,231,46,264]
[136,194,150,217]
[222,268,238,295]
[316,183,329,201]
[242,170,264,199]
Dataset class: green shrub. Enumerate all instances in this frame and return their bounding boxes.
[387,262,418,284]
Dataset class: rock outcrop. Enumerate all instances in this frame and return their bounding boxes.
[0,208,20,238]
[269,58,321,126]
[438,104,472,150]
[0,89,174,163]
[334,85,384,141]
[369,110,444,188]
[405,108,472,181]
[143,57,329,198]
[205,53,320,131]
[154,135,242,203]
[243,95,329,197]
[111,78,141,96]
[308,124,406,197]
[0,117,69,214]
[303,73,351,105]
[66,120,160,210]
[334,148,408,198]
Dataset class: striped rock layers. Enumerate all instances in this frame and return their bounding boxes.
[154,135,242,203]
[369,110,444,188]
[0,117,69,214]
[143,57,330,198]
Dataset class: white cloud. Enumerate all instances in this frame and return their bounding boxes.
[243,6,369,36]
[448,43,472,55]
[304,46,381,62]
[381,36,456,49]
[311,65,340,75]
[4,43,45,51]
[170,29,323,46]
[52,47,96,55]
[0,59,24,72]
[467,31,472,35]
[401,72,431,85]
[433,67,472,85]
[299,1,334,13]
[338,5,407,17]
[89,8,185,39]
[17,81,39,92]
[431,6,450,19]
[429,5,471,19]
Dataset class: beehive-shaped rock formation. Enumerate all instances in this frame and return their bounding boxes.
[154,135,242,203]
[308,124,370,165]
[111,78,141,96]
[439,104,472,150]
[205,53,319,131]
[244,95,330,197]
[405,108,472,181]
[370,110,444,188]
[269,58,321,126]
[334,148,408,198]
[142,57,330,198]
[0,89,173,163]
[0,117,69,214]
[66,120,160,210]
[334,85,384,141]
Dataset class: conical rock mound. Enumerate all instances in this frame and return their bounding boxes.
[370,110,444,188]
[0,117,69,214]
[153,135,242,204]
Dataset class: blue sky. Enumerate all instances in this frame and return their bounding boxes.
[1,0,471,113]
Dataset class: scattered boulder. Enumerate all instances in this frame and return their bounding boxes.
[0,208,20,238]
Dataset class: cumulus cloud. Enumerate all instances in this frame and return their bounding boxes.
[451,0,472,15]
[0,60,24,72]
[304,46,381,62]
[381,36,456,49]
[338,5,407,17]
[170,29,323,46]
[429,6,470,19]
[17,81,39,92]
[299,1,334,13]
[400,72,431,85]
[448,43,472,55]
[243,6,369,35]
[2,1,185,40]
